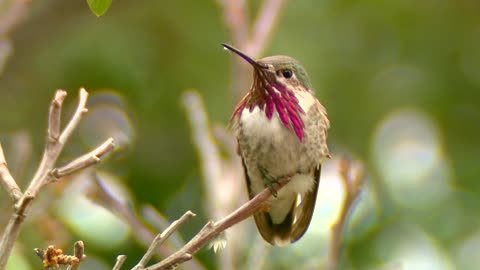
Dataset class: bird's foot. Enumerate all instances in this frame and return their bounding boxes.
[259,166,280,197]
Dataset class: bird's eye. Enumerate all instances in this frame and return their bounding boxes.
[282,69,293,79]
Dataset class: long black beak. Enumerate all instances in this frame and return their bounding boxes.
[222,43,268,69]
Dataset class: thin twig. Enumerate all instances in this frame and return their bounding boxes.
[141,205,186,249]
[113,255,127,270]
[246,0,287,57]
[133,211,195,270]
[144,176,291,270]
[23,89,66,194]
[48,90,64,143]
[219,0,249,100]
[327,157,365,270]
[182,91,223,219]
[49,137,115,183]
[0,143,22,202]
[59,88,88,145]
[67,241,86,270]
[219,0,248,47]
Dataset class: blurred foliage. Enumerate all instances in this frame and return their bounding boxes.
[0,0,480,269]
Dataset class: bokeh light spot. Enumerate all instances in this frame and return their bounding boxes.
[80,90,134,150]
[371,108,452,209]
[454,230,480,270]
[56,172,130,249]
[375,224,454,270]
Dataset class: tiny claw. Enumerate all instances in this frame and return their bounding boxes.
[268,185,278,197]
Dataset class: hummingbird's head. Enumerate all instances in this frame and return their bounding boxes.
[256,56,313,91]
[222,44,313,92]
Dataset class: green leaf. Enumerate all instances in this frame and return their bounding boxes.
[87,0,112,17]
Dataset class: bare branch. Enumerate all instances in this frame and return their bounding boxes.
[49,137,115,182]
[0,89,113,270]
[219,0,250,100]
[48,90,66,144]
[25,89,68,193]
[156,211,195,248]
[113,255,127,270]
[247,0,287,57]
[133,211,195,270]
[0,143,22,202]
[67,241,86,270]
[182,91,223,219]
[141,205,187,249]
[59,88,88,145]
[327,157,365,270]
[13,191,34,217]
[219,0,248,47]
[145,176,291,270]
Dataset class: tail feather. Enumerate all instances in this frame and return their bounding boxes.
[242,156,322,245]
[253,200,296,246]
[290,165,321,242]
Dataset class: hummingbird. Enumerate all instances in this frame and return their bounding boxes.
[223,44,330,245]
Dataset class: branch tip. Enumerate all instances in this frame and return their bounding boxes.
[54,89,67,102]
[58,88,89,145]
[113,255,127,270]
[135,211,197,269]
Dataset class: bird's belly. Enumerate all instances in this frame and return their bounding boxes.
[238,107,317,198]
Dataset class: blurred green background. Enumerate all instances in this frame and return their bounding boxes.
[0,0,480,269]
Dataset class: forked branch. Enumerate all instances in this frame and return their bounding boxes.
[0,89,114,270]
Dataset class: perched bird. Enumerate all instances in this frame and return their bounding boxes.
[224,44,330,245]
